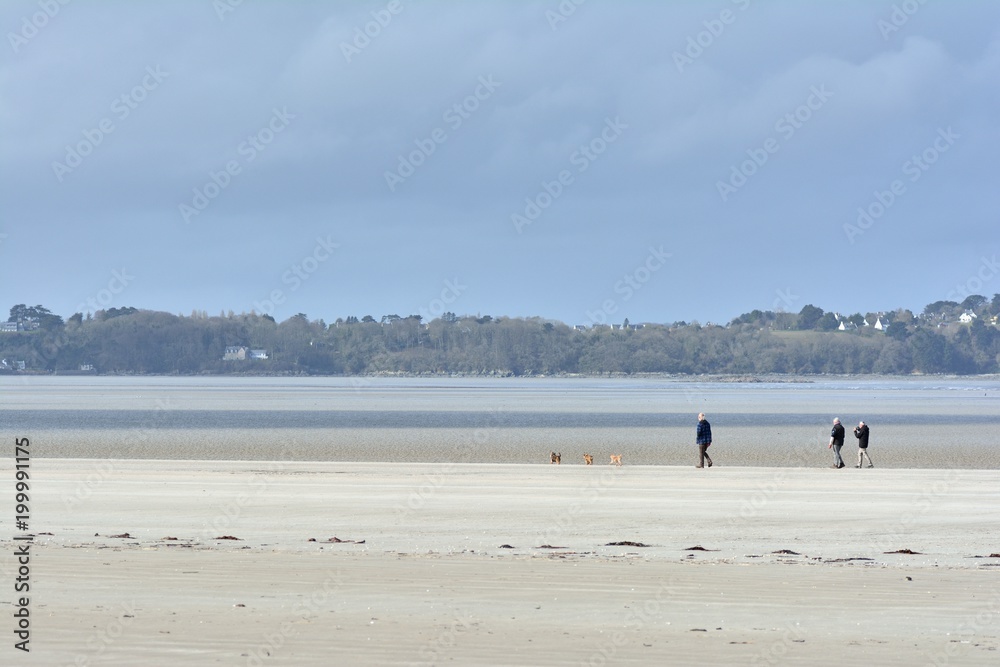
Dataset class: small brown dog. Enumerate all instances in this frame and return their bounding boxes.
[609,454,622,466]
[583,454,593,465]
[550,451,561,464]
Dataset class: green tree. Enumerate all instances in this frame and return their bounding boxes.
[909,329,948,373]
[816,312,839,331]
[797,304,824,330]
[961,295,988,313]
[7,304,28,322]
[923,300,959,318]
[887,321,910,341]
[893,309,915,325]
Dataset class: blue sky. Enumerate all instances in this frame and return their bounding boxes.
[2,1,998,326]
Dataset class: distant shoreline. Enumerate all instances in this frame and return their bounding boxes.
[19,370,1000,382]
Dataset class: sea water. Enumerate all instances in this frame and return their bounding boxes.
[3,376,998,468]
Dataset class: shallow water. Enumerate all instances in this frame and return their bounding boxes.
[4,376,999,468]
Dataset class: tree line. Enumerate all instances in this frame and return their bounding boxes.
[2,297,999,375]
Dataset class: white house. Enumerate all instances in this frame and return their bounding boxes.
[224,346,269,360]
[838,320,858,331]
[223,346,249,361]
[873,317,890,332]
[959,311,978,324]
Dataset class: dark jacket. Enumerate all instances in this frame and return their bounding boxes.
[854,424,870,448]
[830,423,845,445]
[696,419,712,445]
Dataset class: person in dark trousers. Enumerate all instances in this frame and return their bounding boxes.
[854,421,873,468]
[696,413,713,468]
[828,417,845,468]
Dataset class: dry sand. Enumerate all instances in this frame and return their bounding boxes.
[5,459,1000,666]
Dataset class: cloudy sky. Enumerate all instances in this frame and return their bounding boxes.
[2,1,998,326]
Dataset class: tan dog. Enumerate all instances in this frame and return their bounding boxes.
[550,451,561,464]
[583,454,593,465]
[609,454,622,466]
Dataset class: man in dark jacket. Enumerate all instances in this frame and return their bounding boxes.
[828,418,846,468]
[854,421,873,468]
[696,413,713,468]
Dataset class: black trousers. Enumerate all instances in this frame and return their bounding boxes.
[698,443,712,467]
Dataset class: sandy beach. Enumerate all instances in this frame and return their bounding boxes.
[5,458,999,666]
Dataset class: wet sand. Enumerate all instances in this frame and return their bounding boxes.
[6,459,999,665]
[10,375,1000,468]
[19,424,1000,468]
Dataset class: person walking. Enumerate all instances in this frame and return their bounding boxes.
[828,417,845,468]
[696,413,713,468]
[854,421,873,468]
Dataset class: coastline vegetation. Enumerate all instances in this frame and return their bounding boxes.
[2,298,999,376]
